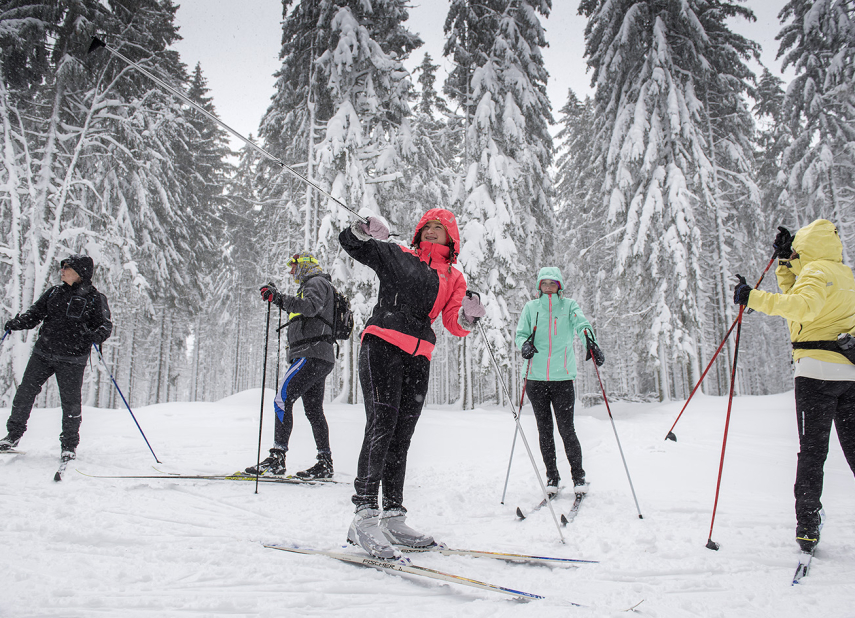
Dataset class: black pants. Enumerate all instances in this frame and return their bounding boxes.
[273,357,334,453]
[6,352,87,451]
[793,377,855,526]
[352,335,431,511]
[526,379,585,484]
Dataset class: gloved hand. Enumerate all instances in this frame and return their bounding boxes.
[773,226,793,259]
[733,274,751,305]
[521,340,538,360]
[4,317,22,332]
[838,333,855,351]
[461,291,486,324]
[260,282,282,306]
[359,217,390,241]
[586,342,605,366]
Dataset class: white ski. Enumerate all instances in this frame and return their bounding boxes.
[398,543,597,565]
[265,544,547,600]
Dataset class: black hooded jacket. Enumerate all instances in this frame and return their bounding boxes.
[12,279,112,362]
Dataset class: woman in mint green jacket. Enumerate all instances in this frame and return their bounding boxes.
[514,266,604,494]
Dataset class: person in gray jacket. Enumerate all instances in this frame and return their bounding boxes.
[244,252,337,479]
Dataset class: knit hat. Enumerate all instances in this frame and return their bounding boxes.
[60,254,94,282]
[288,251,323,283]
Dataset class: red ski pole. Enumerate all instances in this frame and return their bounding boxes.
[664,252,777,441]
[705,302,746,550]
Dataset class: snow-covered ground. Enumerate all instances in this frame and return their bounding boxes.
[1,389,853,617]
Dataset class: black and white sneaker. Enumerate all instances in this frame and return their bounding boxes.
[244,448,286,476]
[546,476,560,495]
[0,435,20,451]
[796,509,824,553]
[296,453,334,479]
[61,450,76,462]
[573,478,588,496]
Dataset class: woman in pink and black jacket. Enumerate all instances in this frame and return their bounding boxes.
[339,208,485,559]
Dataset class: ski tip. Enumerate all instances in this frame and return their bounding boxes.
[665,432,677,442]
[53,472,62,482]
[560,514,568,525]
[88,37,106,54]
[515,507,525,520]
[705,539,720,551]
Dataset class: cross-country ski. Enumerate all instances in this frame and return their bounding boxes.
[264,544,548,601]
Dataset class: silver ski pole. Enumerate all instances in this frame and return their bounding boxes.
[499,425,518,504]
[500,319,537,504]
[87,37,367,225]
[585,330,643,519]
[469,299,564,542]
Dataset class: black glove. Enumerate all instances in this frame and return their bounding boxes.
[773,226,793,259]
[4,317,22,332]
[260,282,282,306]
[733,274,751,305]
[521,340,538,360]
[838,333,855,351]
[586,343,605,366]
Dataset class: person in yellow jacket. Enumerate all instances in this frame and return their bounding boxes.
[733,219,855,553]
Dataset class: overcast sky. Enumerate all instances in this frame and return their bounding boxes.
[172,0,792,151]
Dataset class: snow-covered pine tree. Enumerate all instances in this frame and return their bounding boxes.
[580,0,762,400]
[1,0,234,405]
[443,0,554,409]
[777,0,855,260]
[305,0,421,402]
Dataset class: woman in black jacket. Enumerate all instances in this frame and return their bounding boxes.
[1,255,112,462]
[340,209,486,559]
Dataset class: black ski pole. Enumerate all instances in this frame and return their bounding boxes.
[469,295,565,543]
[664,252,778,441]
[253,302,273,494]
[585,331,643,519]
[276,306,282,385]
[705,300,746,551]
[86,37,369,227]
[500,316,537,505]
[92,343,161,463]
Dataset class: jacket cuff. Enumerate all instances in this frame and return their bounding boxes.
[351,220,371,242]
[457,306,475,331]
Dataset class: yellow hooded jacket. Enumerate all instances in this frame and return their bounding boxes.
[747,219,855,364]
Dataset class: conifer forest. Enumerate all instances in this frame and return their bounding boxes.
[2,0,854,410]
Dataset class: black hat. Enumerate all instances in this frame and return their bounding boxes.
[60,254,94,281]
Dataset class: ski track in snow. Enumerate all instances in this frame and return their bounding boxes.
[2,389,854,617]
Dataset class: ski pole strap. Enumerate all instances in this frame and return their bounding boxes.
[791,340,855,364]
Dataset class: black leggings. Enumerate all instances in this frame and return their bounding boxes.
[7,352,87,451]
[525,379,585,484]
[352,335,431,511]
[273,357,334,453]
[793,377,855,525]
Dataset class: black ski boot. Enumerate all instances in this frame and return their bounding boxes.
[296,452,334,479]
[0,435,20,451]
[245,448,286,476]
[796,509,824,553]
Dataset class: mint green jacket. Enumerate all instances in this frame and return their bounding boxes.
[514,267,597,381]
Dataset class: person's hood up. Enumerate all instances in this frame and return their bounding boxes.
[536,266,564,295]
[411,208,461,264]
[793,219,843,264]
[61,254,94,282]
[290,251,324,283]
